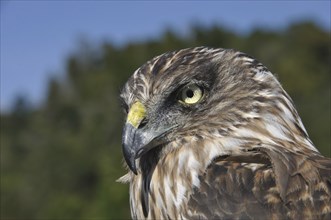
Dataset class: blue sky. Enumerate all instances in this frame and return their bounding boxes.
[1,1,330,112]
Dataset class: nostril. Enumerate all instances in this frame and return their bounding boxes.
[138,118,148,129]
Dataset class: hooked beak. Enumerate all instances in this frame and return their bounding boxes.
[122,123,143,174]
[122,101,175,174]
[122,101,148,174]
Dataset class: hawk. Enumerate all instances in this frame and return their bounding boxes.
[118,47,331,219]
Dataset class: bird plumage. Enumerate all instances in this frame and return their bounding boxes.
[118,47,331,219]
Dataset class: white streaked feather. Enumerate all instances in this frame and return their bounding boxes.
[175,182,187,207]
[264,122,291,142]
[116,173,131,183]
[191,171,200,188]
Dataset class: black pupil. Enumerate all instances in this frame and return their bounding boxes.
[186,89,194,98]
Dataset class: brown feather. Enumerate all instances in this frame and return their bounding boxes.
[188,148,331,219]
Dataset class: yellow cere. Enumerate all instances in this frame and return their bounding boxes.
[127,101,147,128]
[181,84,203,104]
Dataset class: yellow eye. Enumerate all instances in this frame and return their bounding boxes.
[179,84,203,104]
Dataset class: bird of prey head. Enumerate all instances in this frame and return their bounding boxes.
[119,47,331,219]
